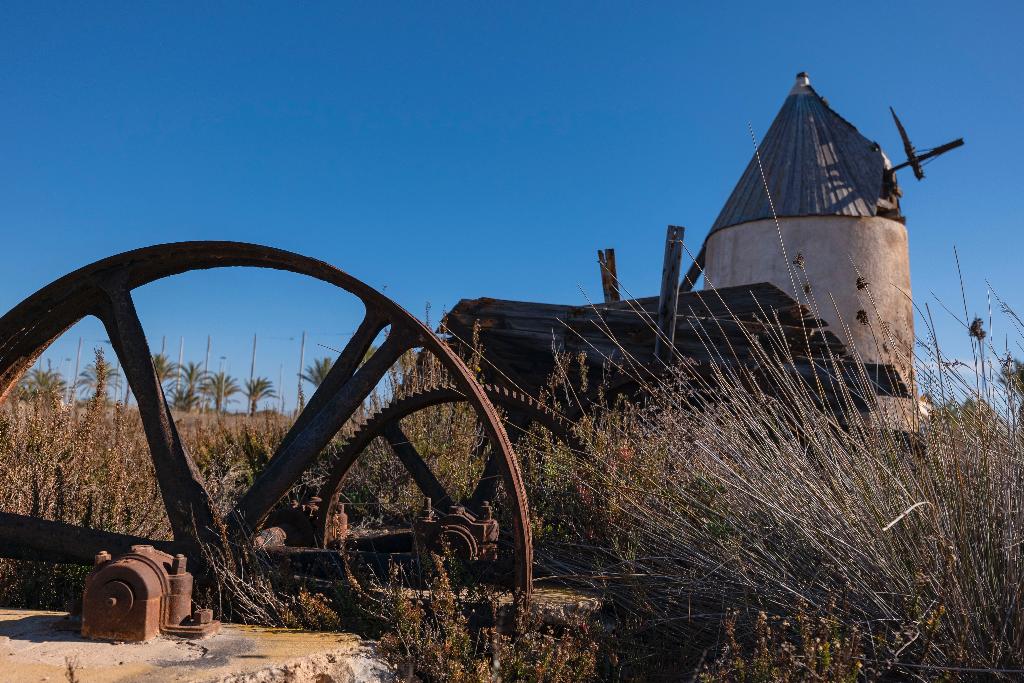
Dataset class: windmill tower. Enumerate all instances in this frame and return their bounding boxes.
[702,72,961,420]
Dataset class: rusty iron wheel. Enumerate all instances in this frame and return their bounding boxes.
[0,241,532,599]
[313,383,584,546]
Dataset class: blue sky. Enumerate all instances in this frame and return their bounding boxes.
[2,2,1020,410]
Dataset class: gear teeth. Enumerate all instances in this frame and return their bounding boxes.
[314,382,584,532]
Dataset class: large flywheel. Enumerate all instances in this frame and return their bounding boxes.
[0,242,533,599]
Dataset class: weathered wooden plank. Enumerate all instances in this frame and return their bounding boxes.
[681,243,706,291]
[443,276,906,402]
[655,226,684,363]
[450,303,846,357]
[600,282,812,323]
[597,248,620,303]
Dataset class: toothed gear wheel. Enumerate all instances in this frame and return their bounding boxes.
[313,384,582,546]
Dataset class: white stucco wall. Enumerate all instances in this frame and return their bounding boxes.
[703,215,914,383]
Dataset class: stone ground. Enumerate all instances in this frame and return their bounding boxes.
[0,609,394,683]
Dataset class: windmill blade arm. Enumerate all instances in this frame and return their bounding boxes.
[891,137,964,173]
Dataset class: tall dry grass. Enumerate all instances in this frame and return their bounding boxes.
[533,302,1024,678]
[3,304,1024,679]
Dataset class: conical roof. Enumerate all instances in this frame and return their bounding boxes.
[710,73,892,234]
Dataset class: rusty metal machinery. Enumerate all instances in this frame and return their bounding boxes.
[0,242,534,600]
[414,502,499,562]
[311,384,584,553]
[82,546,219,641]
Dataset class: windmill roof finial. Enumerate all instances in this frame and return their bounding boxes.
[791,71,812,94]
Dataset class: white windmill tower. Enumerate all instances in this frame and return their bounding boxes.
[700,72,962,421]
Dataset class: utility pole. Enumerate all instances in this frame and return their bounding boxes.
[249,334,257,386]
[175,337,184,395]
[70,337,83,406]
[278,364,285,414]
[297,330,306,412]
[204,336,211,378]
[113,360,121,404]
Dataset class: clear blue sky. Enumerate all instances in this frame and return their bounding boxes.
[2,2,1020,410]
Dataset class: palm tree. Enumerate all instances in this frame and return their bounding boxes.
[301,357,334,389]
[171,362,207,412]
[169,385,202,412]
[202,371,240,413]
[244,377,276,415]
[20,365,67,400]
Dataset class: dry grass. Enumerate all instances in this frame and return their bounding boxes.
[532,308,1024,679]
[3,309,1024,680]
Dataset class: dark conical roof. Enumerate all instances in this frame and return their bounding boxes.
[711,73,893,234]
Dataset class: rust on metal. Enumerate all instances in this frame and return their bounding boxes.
[314,383,583,549]
[257,496,324,548]
[82,546,220,642]
[414,502,499,561]
[0,242,534,602]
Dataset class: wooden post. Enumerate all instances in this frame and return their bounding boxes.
[655,226,684,363]
[681,243,706,292]
[597,248,620,303]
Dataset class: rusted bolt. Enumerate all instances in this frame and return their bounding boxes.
[129,544,153,553]
[94,550,112,566]
[481,502,493,520]
[106,597,117,607]
[193,608,213,625]
[171,554,187,575]
[451,505,466,516]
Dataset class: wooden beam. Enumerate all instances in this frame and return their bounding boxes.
[655,226,684,363]
[597,248,620,303]
[681,243,705,292]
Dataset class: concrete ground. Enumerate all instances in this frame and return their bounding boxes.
[0,609,393,683]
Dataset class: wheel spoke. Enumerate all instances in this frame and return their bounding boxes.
[96,280,217,547]
[466,410,530,512]
[278,310,388,454]
[0,512,176,565]
[234,327,416,530]
[382,422,452,510]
